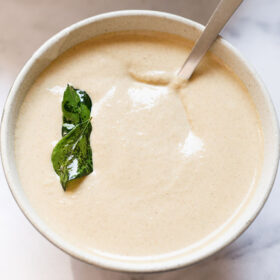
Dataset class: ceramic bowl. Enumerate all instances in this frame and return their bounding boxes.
[1,10,279,273]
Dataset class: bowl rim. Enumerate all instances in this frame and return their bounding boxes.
[1,9,279,273]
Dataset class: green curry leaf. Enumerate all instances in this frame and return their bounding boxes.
[51,85,93,190]
[62,84,92,136]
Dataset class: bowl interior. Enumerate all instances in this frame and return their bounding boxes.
[1,11,279,273]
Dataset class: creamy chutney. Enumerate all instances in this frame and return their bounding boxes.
[15,31,263,257]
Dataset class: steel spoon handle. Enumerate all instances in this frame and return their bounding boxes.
[178,0,243,80]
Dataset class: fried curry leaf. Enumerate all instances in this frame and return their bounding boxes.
[51,85,93,190]
[62,84,92,136]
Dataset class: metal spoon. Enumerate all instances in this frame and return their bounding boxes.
[178,0,243,80]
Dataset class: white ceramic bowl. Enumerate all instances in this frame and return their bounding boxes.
[1,10,279,273]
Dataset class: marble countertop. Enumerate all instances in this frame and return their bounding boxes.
[1,0,280,279]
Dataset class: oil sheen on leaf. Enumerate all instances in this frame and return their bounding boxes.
[51,85,93,190]
[62,85,92,136]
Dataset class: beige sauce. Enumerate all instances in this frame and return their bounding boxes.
[15,31,263,257]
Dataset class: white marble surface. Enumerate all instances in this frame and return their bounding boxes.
[1,0,280,279]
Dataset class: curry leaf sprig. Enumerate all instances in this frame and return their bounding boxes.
[51,85,93,190]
